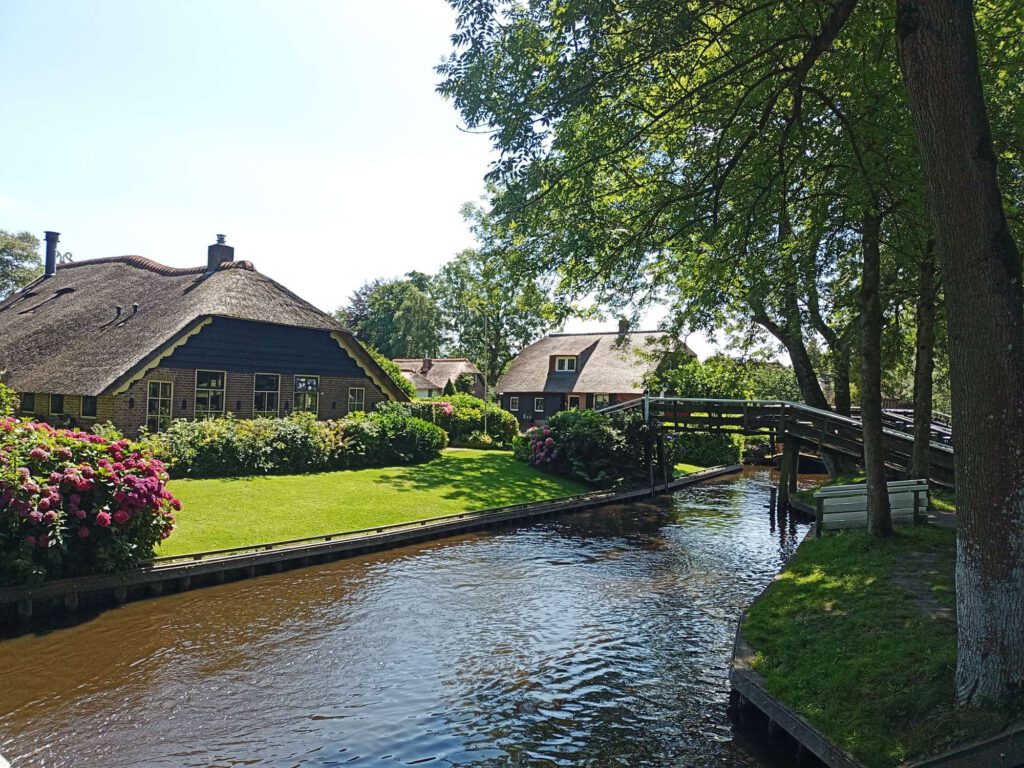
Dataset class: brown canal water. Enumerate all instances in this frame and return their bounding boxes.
[0,469,812,767]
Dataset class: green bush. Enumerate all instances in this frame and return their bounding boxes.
[140,408,446,479]
[0,381,17,417]
[524,409,628,486]
[0,417,178,585]
[409,393,519,448]
[366,345,417,399]
[668,432,742,467]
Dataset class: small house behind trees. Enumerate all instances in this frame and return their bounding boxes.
[498,325,695,425]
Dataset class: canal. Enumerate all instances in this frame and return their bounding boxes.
[0,469,810,767]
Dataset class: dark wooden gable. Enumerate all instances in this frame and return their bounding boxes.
[162,317,365,377]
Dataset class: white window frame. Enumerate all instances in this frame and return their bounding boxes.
[347,386,365,413]
[567,395,582,409]
[555,356,577,372]
[147,380,174,433]
[81,395,98,418]
[253,373,281,418]
[49,394,65,415]
[195,370,226,419]
[508,396,519,411]
[294,375,320,414]
[534,397,545,413]
[593,393,610,410]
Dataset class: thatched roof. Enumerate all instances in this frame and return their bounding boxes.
[393,358,482,391]
[497,331,692,394]
[0,255,407,400]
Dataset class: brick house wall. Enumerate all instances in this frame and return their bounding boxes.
[14,368,389,437]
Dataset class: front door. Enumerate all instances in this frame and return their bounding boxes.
[567,395,582,409]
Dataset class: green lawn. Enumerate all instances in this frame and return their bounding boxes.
[675,462,705,475]
[743,526,1018,766]
[160,449,587,556]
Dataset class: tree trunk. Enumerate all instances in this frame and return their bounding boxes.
[910,239,937,480]
[859,211,893,537]
[897,0,1024,705]
[751,308,831,410]
[833,344,853,416]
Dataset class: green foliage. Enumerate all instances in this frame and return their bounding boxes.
[0,381,17,417]
[743,526,1021,766]
[409,393,519,448]
[0,418,178,585]
[454,372,476,394]
[366,345,417,399]
[535,409,625,485]
[0,230,42,299]
[651,355,802,402]
[433,205,558,386]
[668,432,742,468]
[140,410,446,479]
[336,276,443,359]
[442,378,456,396]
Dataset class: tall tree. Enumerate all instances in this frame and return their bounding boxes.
[336,276,443,359]
[434,204,557,387]
[897,0,1024,705]
[910,239,938,480]
[0,230,42,299]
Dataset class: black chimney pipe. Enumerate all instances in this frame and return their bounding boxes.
[44,231,59,277]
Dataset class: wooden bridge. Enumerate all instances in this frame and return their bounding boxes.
[602,397,955,496]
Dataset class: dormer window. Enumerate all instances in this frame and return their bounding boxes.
[555,356,577,372]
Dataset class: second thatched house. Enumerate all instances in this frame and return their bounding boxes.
[497,325,695,425]
[0,233,408,436]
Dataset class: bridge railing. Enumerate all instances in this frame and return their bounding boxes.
[597,395,955,485]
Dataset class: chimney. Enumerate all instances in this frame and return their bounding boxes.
[44,231,60,277]
[420,357,433,374]
[207,234,234,271]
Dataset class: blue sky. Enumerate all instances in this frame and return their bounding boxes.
[1,1,712,355]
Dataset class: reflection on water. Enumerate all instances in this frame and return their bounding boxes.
[0,469,809,767]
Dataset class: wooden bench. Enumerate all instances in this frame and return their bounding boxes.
[814,479,929,536]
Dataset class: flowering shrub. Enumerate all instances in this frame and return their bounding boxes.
[409,394,518,448]
[0,418,178,585]
[140,408,447,478]
[523,409,626,485]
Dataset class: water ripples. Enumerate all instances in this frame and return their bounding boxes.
[0,469,807,767]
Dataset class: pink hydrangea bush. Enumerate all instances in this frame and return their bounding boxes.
[524,424,559,468]
[0,417,178,585]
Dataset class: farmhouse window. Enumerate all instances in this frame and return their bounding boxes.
[347,386,365,413]
[82,395,98,418]
[594,394,610,410]
[195,370,226,418]
[49,394,65,415]
[555,356,577,372]
[20,392,35,414]
[534,397,545,412]
[254,374,280,418]
[294,375,320,414]
[509,396,519,411]
[147,381,173,432]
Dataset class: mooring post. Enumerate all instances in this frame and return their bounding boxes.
[778,438,795,508]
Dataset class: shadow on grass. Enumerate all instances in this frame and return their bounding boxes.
[372,452,587,508]
[741,525,1024,768]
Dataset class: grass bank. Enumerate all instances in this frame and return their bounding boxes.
[161,449,587,556]
[743,525,1018,766]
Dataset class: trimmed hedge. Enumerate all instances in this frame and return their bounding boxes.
[409,394,518,448]
[668,432,743,468]
[0,418,178,585]
[139,406,447,479]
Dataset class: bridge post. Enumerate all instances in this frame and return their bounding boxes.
[779,438,798,507]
